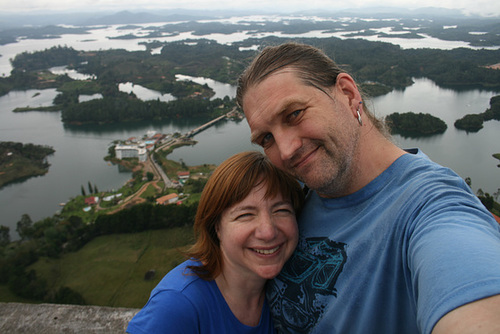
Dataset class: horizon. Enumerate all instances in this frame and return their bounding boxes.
[0,2,498,18]
[0,5,497,31]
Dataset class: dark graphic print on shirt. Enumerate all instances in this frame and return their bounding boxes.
[267,237,347,333]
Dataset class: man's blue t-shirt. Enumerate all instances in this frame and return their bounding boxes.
[128,259,275,333]
[267,149,500,334]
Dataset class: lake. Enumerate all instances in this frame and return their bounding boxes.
[0,16,499,237]
[169,78,500,196]
[1,15,496,76]
[1,77,499,238]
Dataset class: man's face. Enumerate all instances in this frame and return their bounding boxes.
[242,69,360,197]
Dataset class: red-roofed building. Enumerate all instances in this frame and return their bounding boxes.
[177,171,190,179]
[84,196,99,205]
[156,193,179,205]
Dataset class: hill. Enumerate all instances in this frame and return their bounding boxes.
[24,227,193,308]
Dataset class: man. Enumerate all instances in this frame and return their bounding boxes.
[236,42,500,333]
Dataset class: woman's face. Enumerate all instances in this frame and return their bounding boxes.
[217,182,298,281]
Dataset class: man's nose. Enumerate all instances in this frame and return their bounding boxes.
[275,129,301,162]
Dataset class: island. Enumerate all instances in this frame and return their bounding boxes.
[385,112,447,137]
[494,153,500,168]
[0,141,55,189]
[454,95,500,132]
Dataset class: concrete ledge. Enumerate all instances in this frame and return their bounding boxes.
[0,302,140,333]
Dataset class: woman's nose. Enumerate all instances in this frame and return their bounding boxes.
[255,215,278,241]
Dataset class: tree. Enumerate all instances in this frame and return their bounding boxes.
[16,214,33,241]
[87,181,93,195]
[81,185,86,197]
[50,286,86,305]
[477,192,494,211]
[454,114,484,132]
[0,225,10,247]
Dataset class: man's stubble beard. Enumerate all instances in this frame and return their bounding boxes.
[297,125,360,198]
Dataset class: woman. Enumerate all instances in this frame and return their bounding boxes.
[127,151,304,333]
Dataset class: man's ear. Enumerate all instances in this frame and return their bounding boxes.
[335,73,361,106]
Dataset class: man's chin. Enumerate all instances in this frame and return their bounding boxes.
[302,174,339,196]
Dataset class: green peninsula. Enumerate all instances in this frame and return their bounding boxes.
[0,141,55,188]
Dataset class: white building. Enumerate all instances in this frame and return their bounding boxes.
[115,144,147,162]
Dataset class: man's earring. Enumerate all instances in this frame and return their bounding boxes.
[356,101,363,126]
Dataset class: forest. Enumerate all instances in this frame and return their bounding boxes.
[2,36,500,125]
[0,201,198,304]
[60,92,233,124]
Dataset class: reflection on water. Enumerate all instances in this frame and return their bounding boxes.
[0,77,499,239]
[79,93,103,103]
[176,74,236,100]
[49,66,96,80]
[118,82,176,102]
[0,89,58,110]
[1,15,494,76]
[62,116,210,137]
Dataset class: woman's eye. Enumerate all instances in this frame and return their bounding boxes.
[236,213,253,220]
[275,207,294,215]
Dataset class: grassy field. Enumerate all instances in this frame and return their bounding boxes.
[28,226,194,308]
[0,285,34,304]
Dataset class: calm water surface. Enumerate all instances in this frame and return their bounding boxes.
[1,19,499,235]
[0,16,493,76]
[170,78,500,195]
[1,78,499,236]
[0,88,206,233]
[0,78,500,237]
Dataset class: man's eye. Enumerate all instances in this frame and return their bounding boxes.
[260,133,274,147]
[287,109,303,122]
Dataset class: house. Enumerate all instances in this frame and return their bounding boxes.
[156,193,179,205]
[84,196,99,205]
[177,171,190,179]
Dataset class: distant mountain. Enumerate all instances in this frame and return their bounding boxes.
[0,6,491,30]
[81,10,212,26]
[0,9,221,29]
[299,6,477,19]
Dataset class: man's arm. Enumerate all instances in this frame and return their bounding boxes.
[432,294,500,334]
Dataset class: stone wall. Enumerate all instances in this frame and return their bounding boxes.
[0,302,140,333]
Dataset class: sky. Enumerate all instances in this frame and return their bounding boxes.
[1,0,499,17]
